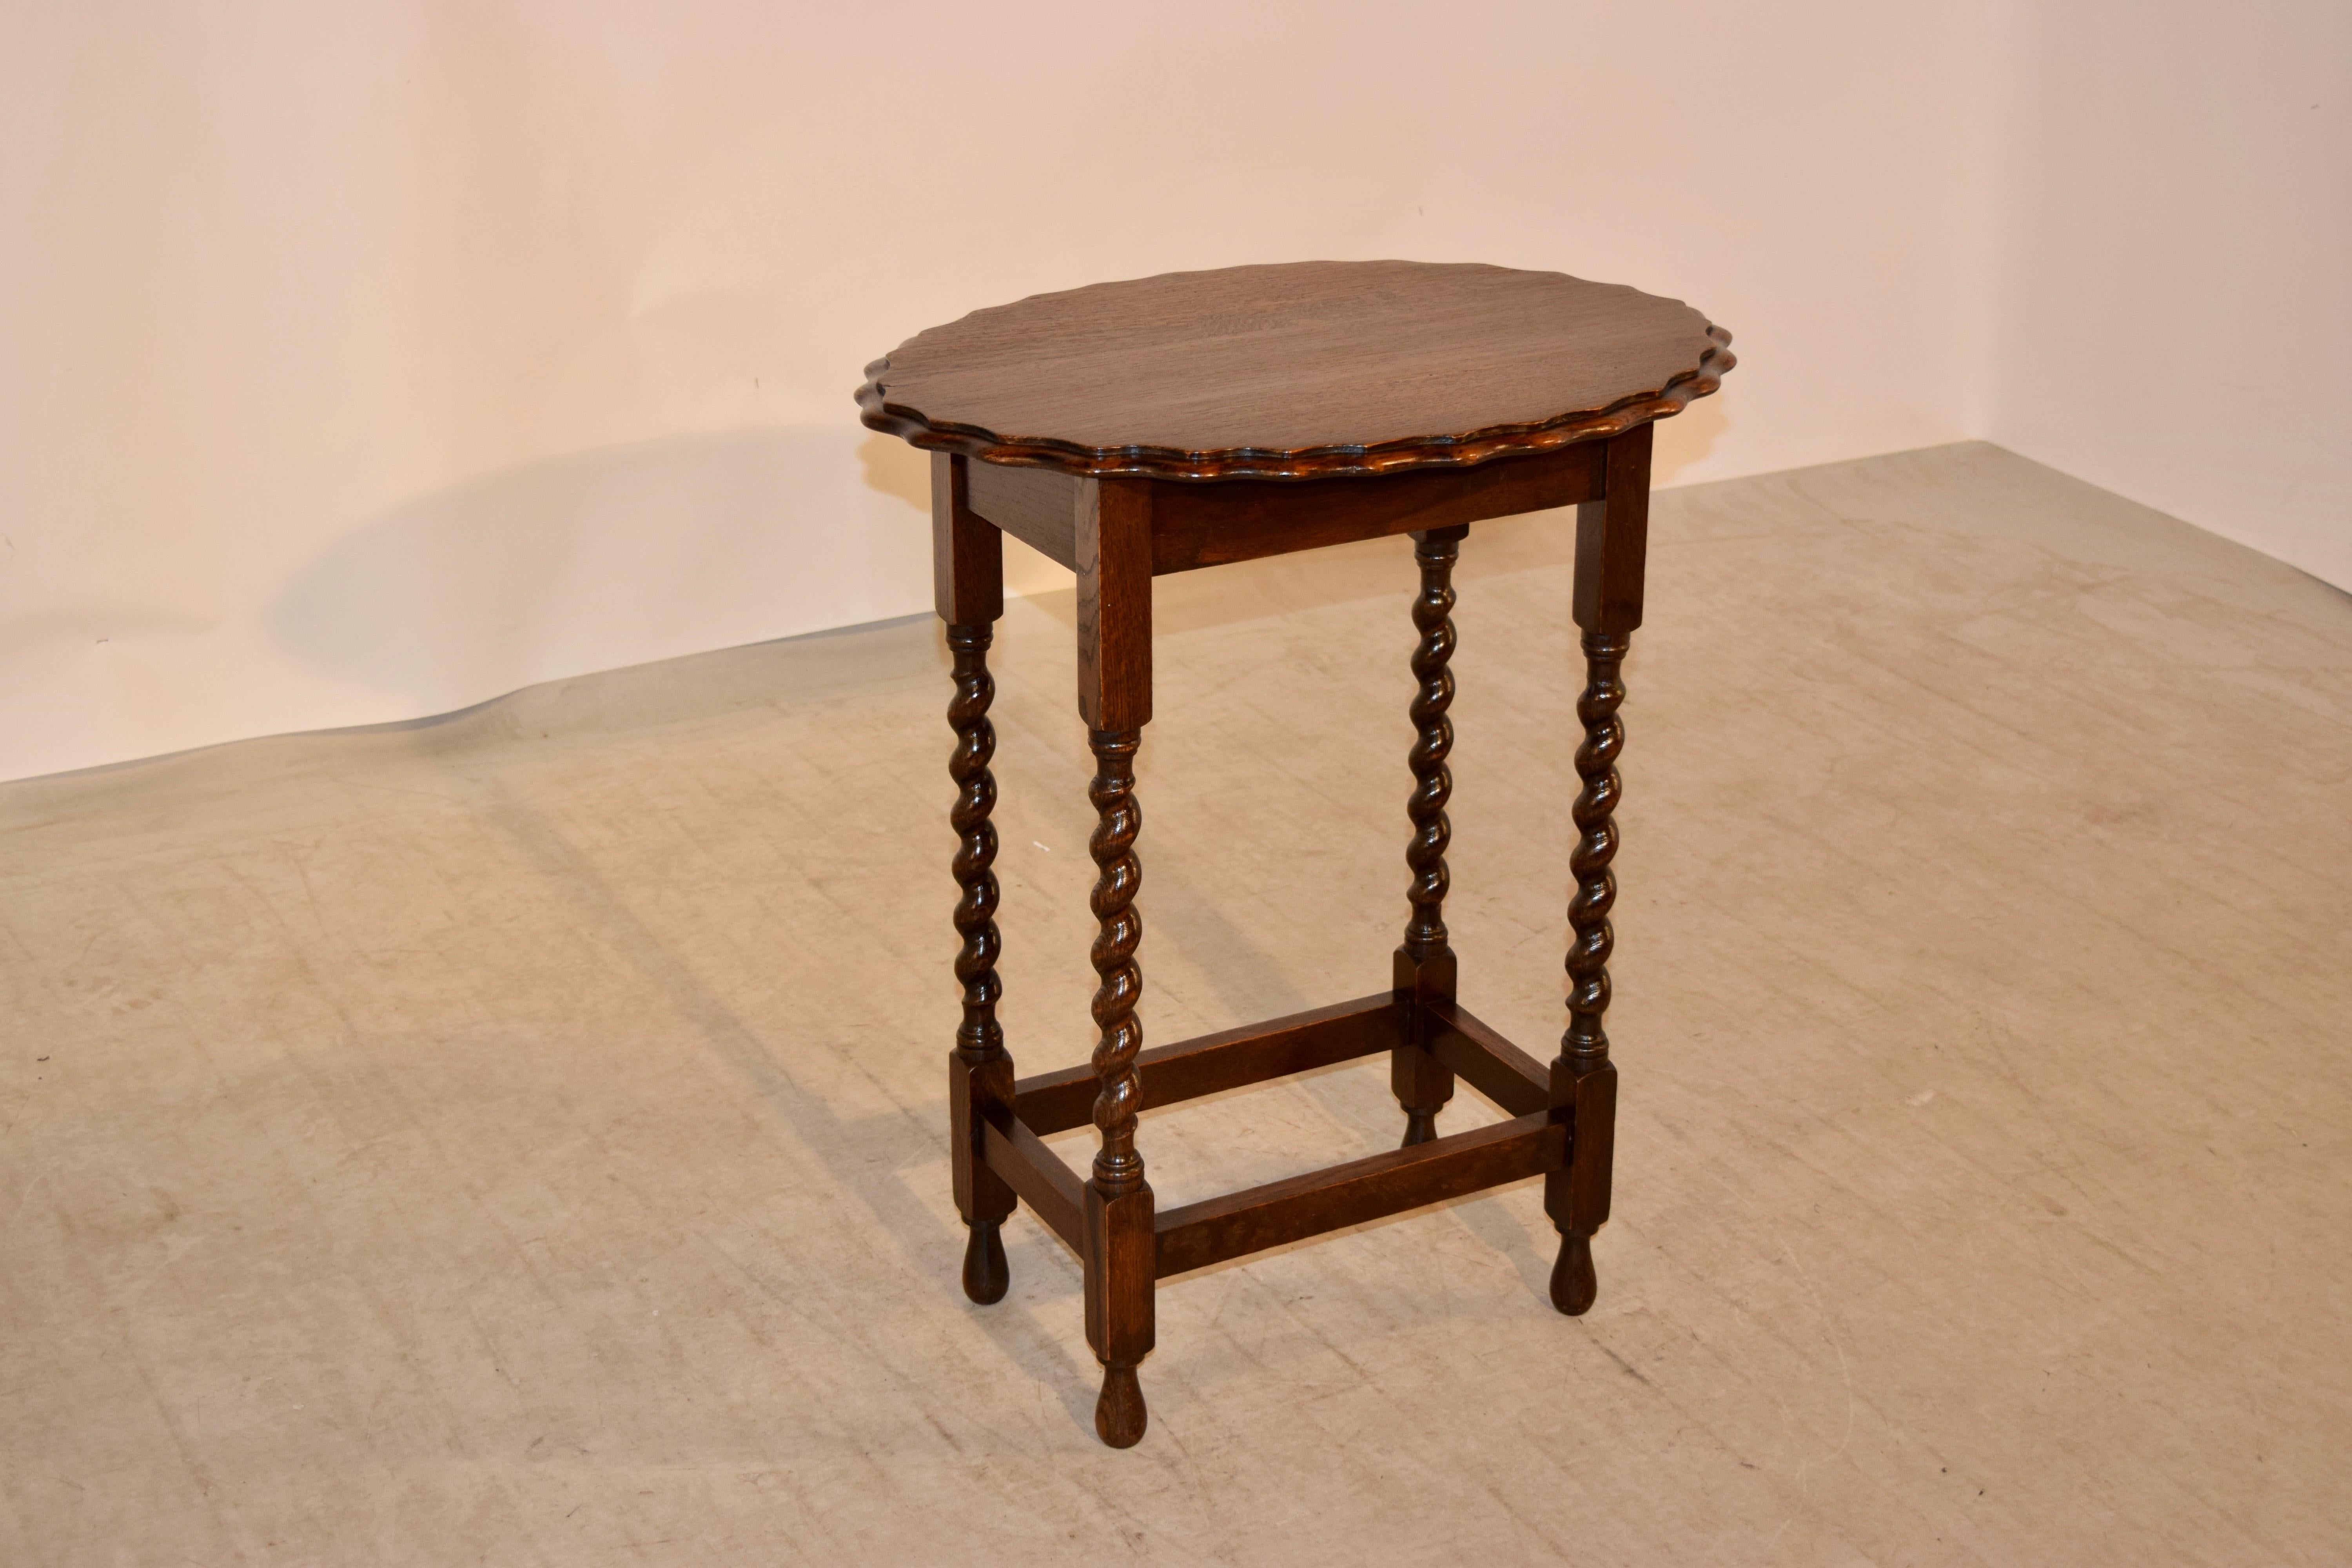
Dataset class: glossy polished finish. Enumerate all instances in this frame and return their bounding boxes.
[946,624,1012,1306]
[1394,526,1465,1150]
[1081,725,1152,1446]
[870,261,1731,1445]
[861,260,1731,479]
[1401,530,1462,970]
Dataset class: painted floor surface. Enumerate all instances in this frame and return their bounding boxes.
[2,443,2347,1565]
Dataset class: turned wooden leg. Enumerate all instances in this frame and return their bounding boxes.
[1547,427,1647,1315]
[1393,525,1466,1148]
[935,454,1017,1305]
[1084,728,1154,1446]
[1548,629,1626,1314]
[947,624,1016,1302]
[1078,478,1156,1446]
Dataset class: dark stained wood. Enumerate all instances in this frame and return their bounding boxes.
[1424,999,1550,1119]
[931,454,1004,623]
[979,1109,1083,1251]
[878,259,1721,1445]
[944,619,1016,1303]
[964,443,1602,580]
[1392,525,1466,1147]
[1077,483,1152,730]
[1154,1112,1567,1279]
[1547,429,1648,1315]
[965,459,1081,571]
[1559,635,1629,1078]
[1547,1064,1617,1316]
[1546,635,1629,1318]
[1549,1060,1617,1236]
[1014,994,1402,1136]
[960,1214,1009,1304]
[1573,423,1652,634]
[1074,476,1158,1445]
[1147,443,1602,573]
[860,261,1731,480]
[1080,721,1154,1439]
[1553,1233,1598,1317]
[945,626,1005,1071]
[1399,527,1464,967]
[1390,947,1457,1147]
[951,1055,1013,1303]
[1083,727,1147,1198]
[1085,1183,1155,1448]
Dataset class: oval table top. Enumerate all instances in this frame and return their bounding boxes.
[858,260,1730,482]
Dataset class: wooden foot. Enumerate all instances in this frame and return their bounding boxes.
[1081,726,1157,1449]
[945,620,1020,1303]
[1393,526,1466,1152]
[1095,1363,1147,1448]
[1544,617,1632,1321]
[1550,1230,1597,1316]
[961,1219,1008,1304]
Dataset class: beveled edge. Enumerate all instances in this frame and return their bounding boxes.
[857,326,1735,482]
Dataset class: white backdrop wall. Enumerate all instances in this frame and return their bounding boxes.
[0,0,2003,781]
[1981,1,2352,594]
[7,2,2340,785]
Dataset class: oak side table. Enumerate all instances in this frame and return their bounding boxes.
[858,261,1733,1447]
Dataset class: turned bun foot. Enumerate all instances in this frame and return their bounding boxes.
[961,1220,1009,1305]
[1400,1109,1440,1148]
[1094,1363,1147,1448]
[1550,1230,1597,1316]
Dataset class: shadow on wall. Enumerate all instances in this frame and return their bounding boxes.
[1651,395,1727,488]
[857,429,928,511]
[265,399,1724,724]
[267,424,936,714]
[857,431,1080,601]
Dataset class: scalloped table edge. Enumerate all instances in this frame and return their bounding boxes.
[857,326,1733,482]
